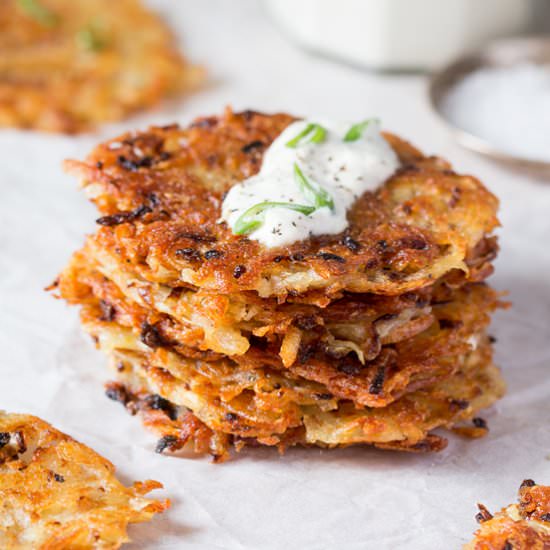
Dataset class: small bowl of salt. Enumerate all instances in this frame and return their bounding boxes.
[429,36,550,176]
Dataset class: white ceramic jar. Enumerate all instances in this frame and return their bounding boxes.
[265,0,534,70]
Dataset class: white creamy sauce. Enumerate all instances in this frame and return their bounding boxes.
[220,119,399,248]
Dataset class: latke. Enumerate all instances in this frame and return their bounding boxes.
[0,0,202,132]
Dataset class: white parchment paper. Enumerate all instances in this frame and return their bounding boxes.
[1,2,549,548]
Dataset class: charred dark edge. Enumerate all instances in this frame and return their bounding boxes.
[96,204,152,227]
[475,503,493,523]
[472,417,488,429]
[0,432,10,448]
[155,435,180,453]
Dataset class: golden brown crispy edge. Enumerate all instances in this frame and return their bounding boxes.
[465,480,550,550]
[63,109,499,297]
[0,412,169,549]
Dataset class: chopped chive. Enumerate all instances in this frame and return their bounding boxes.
[293,163,334,210]
[309,125,326,144]
[286,123,326,148]
[17,0,58,27]
[286,124,313,148]
[343,118,378,142]
[76,22,107,52]
[233,201,315,235]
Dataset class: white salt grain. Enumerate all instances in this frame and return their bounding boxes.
[442,63,550,162]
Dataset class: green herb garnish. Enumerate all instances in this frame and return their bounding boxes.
[233,202,316,235]
[343,118,378,142]
[17,0,58,27]
[293,163,334,211]
[286,123,326,148]
[76,23,106,52]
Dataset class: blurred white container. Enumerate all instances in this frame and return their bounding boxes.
[265,0,534,70]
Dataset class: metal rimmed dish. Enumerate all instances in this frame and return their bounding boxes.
[429,36,550,177]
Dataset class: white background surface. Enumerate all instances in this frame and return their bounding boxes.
[1,1,549,548]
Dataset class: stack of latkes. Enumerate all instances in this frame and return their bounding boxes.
[56,109,506,461]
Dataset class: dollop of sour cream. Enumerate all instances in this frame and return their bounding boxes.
[221,119,399,248]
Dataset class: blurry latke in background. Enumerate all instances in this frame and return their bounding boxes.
[0,0,203,133]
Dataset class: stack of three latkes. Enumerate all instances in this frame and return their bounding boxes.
[56,110,505,462]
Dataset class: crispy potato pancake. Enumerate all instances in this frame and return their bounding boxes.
[104,335,492,438]
[62,258,501,409]
[466,480,550,550]
[0,0,202,133]
[58,234,498,361]
[64,109,499,298]
[0,412,168,549]
[101,338,504,458]
[80,313,503,446]
[58,243,437,360]
[233,283,501,407]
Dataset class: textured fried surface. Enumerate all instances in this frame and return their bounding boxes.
[466,481,550,550]
[0,412,169,549]
[0,0,202,133]
[236,283,501,408]
[54,109,505,460]
[65,109,499,297]
[58,242,437,360]
[58,234,499,362]
[74,276,501,409]
[102,338,504,457]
